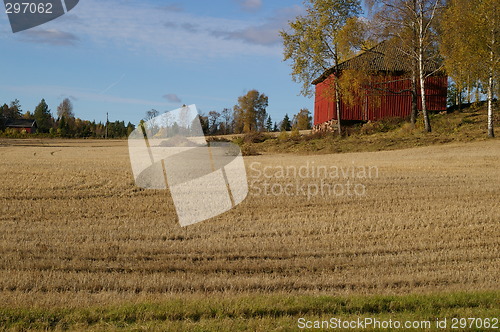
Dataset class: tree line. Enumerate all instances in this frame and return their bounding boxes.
[1,91,311,139]
[144,89,313,136]
[281,0,498,137]
[0,98,135,138]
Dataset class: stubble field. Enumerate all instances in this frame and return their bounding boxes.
[0,138,499,330]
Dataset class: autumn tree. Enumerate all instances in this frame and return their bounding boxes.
[34,99,53,133]
[369,0,445,132]
[233,90,268,133]
[293,108,313,130]
[441,0,498,137]
[281,0,363,136]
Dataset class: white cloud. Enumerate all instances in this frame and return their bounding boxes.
[1,84,171,107]
[163,94,182,103]
[11,0,282,60]
[212,5,305,46]
[239,0,263,12]
[157,4,184,12]
[0,1,307,60]
[18,29,79,45]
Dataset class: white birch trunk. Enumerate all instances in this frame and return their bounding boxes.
[487,27,495,138]
[333,51,342,137]
[334,79,342,136]
[487,74,494,138]
[418,4,431,132]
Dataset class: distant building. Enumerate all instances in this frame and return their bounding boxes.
[312,40,448,131]
[5,119,38,133]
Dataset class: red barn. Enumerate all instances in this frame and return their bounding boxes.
[5,119,38,133]
[312,41,447,131]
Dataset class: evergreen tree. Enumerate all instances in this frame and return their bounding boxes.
[126,122,135,136]
[6,99,22,120]
[280,114,292,131]
[1,104,8,120]
[266,115,273,132]
[34,99,52,133]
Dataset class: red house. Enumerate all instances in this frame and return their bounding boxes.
[5,119,38,133]
[312,41,447,131]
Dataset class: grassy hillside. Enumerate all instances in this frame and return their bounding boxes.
[223,102,498,155]
[1,292,499,331]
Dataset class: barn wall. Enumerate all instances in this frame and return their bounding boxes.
[419,76,448,111]
[314,75,448,125]
[8,127,33,133]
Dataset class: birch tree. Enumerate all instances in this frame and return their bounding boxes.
[369,0,445,132]
[441,0,498,137]
[57,98,75,119]
[280,0,362,136]
[233,90,268,133]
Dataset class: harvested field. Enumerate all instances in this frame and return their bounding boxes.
[0,139,498,329]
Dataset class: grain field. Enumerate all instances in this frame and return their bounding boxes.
[0,139,498,312]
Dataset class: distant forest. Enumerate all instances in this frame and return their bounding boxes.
[143,90,312,137]
[0,98,135,138]
[1,90,312,138]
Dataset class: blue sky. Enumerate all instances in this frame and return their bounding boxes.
[0,0,315,125]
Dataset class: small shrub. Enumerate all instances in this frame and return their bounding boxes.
[290,128,301,141]
[232,136,244,146]
[277,131,289,142]
[4,128,21,138]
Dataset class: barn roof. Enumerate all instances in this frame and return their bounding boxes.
[5,119,37,128]
[312,40,441,85]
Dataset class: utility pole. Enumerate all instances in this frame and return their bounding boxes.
[105,112,109,139]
